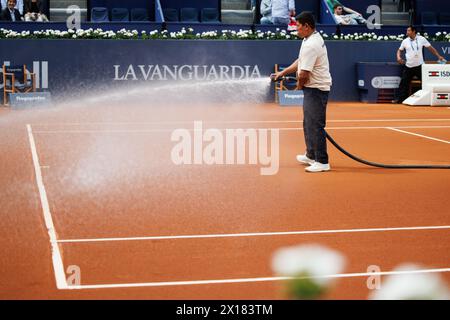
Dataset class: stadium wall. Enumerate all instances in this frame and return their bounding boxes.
[1,40,449,102]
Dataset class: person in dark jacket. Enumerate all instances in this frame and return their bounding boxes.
[1,0,22,21]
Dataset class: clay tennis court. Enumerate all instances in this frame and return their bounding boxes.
[0,99,449,299]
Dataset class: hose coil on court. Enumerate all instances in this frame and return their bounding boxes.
[325,131,450,169]
[270,76,450,170]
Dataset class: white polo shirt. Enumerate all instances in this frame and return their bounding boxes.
[298,31,332,91]
[399,35,431,68]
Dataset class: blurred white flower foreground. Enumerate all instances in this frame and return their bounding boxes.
[370,264,450,300]
[271,244,346,299]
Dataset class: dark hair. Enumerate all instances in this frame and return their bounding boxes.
[296,11,316,29]
[408,25,417,33]
[333,4,342,10]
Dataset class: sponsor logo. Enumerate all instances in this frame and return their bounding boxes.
[15,96,46,102]
[113,64,261,81]
[428,70,450,78]
[284,93,304,99]
[33,61,49,89]
[371,76,401,89]
[436,93,449,100]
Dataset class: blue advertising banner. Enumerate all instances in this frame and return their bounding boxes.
[9,92,52,108]
[0,40,449,103]
[278,90,304,106]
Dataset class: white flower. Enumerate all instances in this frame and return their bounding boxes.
[370,264,450,300]
[271,244,346,286]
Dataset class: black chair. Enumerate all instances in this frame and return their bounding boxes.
[421,11,438,25]
[201,8,220,23]
[91,7,109,22]
[439,12,450,25]
[2,64,36,106]
[163,8,179,22]
[111,8,129,22]
[130,8,149,22]
[180,7,199,22]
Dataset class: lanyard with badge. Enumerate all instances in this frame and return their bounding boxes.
[410,38,419,59]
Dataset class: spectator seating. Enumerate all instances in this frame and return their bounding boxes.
[163,8,179,22]
[130,8,149,22]
[91,7,109,22]
[439,12,450,25]
[201,8,220,23]
[422,11,438,25]
[180,8,199,23]
[111,8,130,22]
[91,6,153,22]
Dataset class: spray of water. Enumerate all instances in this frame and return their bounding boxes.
[1,78,274,203]
[64,77,272,107]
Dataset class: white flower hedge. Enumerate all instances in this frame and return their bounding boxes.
[0,27,449,41]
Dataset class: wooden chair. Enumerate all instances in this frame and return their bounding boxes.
[3,65,36,106]
[274,64,297,103]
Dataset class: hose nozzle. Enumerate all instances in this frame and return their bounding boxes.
[270,74,297,82]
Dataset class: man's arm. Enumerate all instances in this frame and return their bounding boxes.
[343,6,361,16]
[426,45,445,61]
[289,0,296,16]
[272,58,299,80]
[397,48,405,64]
[296,70,310,90]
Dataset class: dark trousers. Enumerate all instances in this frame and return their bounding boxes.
[397,65,422,102]
[303,87,329,164]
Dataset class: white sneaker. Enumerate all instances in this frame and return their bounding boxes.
[296,154,315,165]
[305,162,330,173]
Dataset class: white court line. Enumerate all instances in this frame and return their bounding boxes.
[26,124,68,290]
[31,118,450,126]
[32,125,450,134]
[56,225,450,243]
[387,127,450,144]
[64,267,450,290]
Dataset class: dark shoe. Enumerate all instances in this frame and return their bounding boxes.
[391,99,400,104]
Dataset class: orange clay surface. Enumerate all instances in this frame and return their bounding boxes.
[0,101,449,299]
